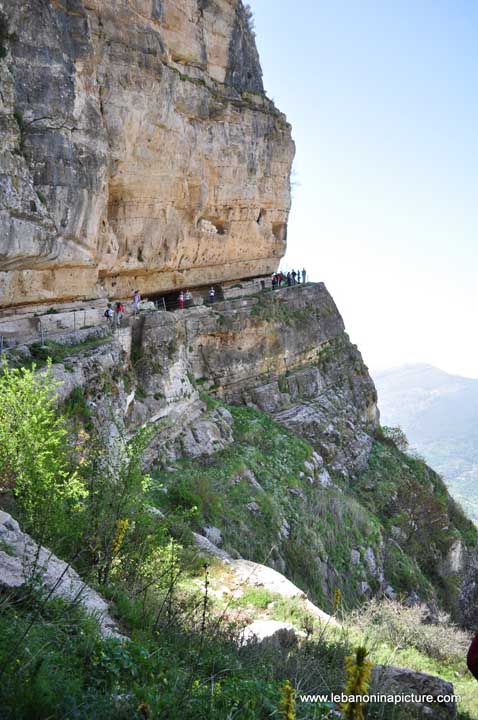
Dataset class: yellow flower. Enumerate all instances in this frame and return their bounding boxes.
[341,646,373,720]
[279,679,296,720]
[111,518,129,556]
[333,587,342,613]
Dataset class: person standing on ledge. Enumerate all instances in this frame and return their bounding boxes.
[104,303,114,326]
[209,286,216,304]
[302,268,307,284]
[185,289,193,308]
[291,269,297,285]
[115,301,125,327]
[133,289,141,314]
[272,274,277,291]
[178,290,185,310]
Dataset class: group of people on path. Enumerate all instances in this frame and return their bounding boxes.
[104,289,141,328]
[178,286,215,309]
[105,270,308,325]
[272,268,306,290]
[178,289,194,310]
[104,267,307,325]
[104,285,218,325]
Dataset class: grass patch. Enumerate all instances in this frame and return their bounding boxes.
[151,404,382,612]
[22,336,112,369]
[231,587,279,610]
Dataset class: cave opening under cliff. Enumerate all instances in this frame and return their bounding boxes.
[147,283,225,311]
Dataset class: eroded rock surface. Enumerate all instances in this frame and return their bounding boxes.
[0,0,294,310]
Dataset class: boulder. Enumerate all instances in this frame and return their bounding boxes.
[371,665,457,719]
[202,526,223,547]
[246,501,261,514]
[241,621,297,649]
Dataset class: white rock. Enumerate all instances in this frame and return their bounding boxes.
[364,547,377,575]
[246,501,261,514]
[317,469,332,487]
[192,532,232,562]
[312,451,324,468]
[303,460,315,476]
[280,518,291,539]
[202,525,223,546]
[288,487,305,499]
[384,585,396,600]
[241,621,297,649]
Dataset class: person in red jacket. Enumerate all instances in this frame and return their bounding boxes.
[467,632,478,680]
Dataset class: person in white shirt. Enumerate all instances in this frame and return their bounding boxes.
[133,289,141,314]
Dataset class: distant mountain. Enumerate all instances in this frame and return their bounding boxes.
[373,364,478,521]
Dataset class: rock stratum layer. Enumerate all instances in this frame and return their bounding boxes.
[0,0,294,310]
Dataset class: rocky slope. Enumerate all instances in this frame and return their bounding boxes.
[11,283,476,622]
[0,0,294,310]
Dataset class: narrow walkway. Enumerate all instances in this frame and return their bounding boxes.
[1,277,313,354]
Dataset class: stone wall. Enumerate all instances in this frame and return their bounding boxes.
[0,0,294,310]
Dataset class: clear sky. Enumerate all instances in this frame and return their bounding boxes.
[251,0,478,378]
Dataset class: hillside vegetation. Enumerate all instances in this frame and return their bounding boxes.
[1,362,477,719]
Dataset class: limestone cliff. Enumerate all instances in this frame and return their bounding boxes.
[0,0,294,310]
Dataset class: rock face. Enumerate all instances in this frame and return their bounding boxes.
[39,283,377,475]
[137,282,379,474]
[0,0,294,310]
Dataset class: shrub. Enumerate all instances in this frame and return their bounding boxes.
[379,426,409,452]
[348,599,470,663]
[64,386,93,430]
[13,109,24,130]
[0,362,86,543]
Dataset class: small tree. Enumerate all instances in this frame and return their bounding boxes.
[0,362,86,543]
